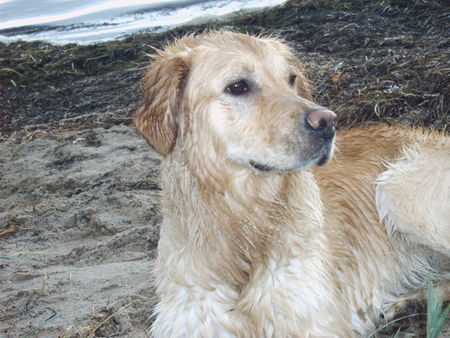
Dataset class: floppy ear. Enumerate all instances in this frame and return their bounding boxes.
[135,56,189,156]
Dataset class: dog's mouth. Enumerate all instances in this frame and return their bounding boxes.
[316,153,330,166]
[249,161,274,172]
[250,156,329,173]
[249,143,333,173]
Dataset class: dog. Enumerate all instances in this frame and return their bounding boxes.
[135,31,449,337]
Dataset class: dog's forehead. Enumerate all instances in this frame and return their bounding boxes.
[190,36,293,76]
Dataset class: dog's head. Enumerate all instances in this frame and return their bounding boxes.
[135,31,336,172]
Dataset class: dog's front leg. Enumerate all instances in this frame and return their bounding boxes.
[151,273,255,337]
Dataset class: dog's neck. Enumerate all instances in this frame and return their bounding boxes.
[158,145,325,291]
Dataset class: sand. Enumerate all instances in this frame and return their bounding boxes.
[1,125,161,336]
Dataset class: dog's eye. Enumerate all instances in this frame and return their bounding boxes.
[225,80,250,95]
[289,74,297,87]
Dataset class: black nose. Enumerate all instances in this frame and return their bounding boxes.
[305,109,337,140]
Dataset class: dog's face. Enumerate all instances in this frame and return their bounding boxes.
[136,32,336,172]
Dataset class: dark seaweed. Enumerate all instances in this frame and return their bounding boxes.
[0,0,448,140]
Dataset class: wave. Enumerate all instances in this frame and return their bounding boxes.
[0,0,286,45]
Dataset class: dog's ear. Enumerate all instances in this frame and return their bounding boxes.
[135,56,189,156]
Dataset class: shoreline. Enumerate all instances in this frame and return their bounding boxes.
[0,0,286,45]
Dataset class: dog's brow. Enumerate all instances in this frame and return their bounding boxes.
[224,68,254,82]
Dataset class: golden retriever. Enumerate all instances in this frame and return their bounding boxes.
[135,31,449,337]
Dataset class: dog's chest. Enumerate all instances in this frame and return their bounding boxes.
[238,244,347,336]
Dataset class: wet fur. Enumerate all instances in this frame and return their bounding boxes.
[135,31,450,337]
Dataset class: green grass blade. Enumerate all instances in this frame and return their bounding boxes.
[426,280,449,338]
[0,67,23,76]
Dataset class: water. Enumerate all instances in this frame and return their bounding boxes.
[0,0,286,45]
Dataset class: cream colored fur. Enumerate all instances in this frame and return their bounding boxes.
[135,31,450,337]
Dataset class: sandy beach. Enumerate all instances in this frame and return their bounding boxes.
[1,124,161,336]
[1,0,448,336]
